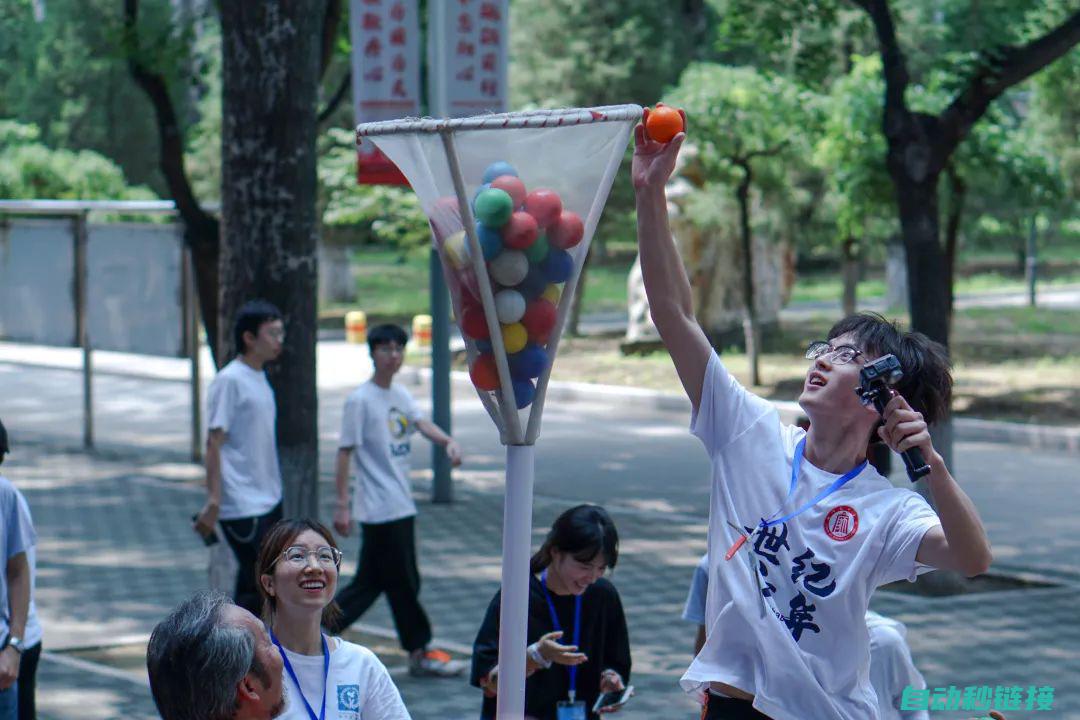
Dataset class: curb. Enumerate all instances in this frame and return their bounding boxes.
[403,368,1080,455]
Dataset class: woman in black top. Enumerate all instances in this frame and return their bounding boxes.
[471,504,632,719]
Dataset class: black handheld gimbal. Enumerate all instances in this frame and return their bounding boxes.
[856,354,931,482]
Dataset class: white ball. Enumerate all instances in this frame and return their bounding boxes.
[443,230,470,269]
[494,289,526,324]
[489,250,529,286]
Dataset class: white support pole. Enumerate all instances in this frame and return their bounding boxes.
[496,444,534,720]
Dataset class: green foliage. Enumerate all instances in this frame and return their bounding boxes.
[0,120,155,200]
[317,128,430,254]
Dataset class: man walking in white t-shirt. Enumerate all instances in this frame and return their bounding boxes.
[194,300,286,615]
[0,419,34,720]
[329,324,465,677]
[633,112,993,719]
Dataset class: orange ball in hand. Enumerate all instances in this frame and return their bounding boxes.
[646,104,684,143]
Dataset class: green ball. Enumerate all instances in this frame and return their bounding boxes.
[474,188,513,227]
[525,233,550,264]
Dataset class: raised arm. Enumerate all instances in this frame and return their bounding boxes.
[632,111,713,411]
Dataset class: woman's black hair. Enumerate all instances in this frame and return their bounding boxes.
[529,504,619,575]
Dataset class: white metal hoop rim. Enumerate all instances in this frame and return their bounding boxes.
[356,104,642,138]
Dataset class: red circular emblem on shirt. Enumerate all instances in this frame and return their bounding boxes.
[824,505,859,541]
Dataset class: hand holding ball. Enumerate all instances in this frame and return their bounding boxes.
[646,103,685,144]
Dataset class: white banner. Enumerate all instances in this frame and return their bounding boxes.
[350,0,421,184]
[428,0,509,117]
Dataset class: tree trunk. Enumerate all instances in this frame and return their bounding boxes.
[841,236,859,317]
[943,164,967,323]
[735,164,760,385]
[893,173,950,349]
[567,247,591,337]
[219,1,324,518]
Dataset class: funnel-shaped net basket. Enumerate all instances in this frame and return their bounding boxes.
[359,105,640,445]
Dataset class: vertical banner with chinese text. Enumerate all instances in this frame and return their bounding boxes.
[350,0,421,185]
[428,0,509,117]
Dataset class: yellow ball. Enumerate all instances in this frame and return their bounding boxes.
[443,230,470,269]
[542,283,562,305]
[502,322,528,354]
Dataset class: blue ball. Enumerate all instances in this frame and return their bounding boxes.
[482,161,518,184]
[512,378,536,409]
[509,344,549,380]
[476,222,503,260]
[542,248,574,284]
[475,339,493,354]
[517,265,548,300]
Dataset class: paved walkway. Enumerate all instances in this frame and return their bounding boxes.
[6,436,1076,720]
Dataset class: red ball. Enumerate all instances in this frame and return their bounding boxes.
[490,175,526,209]
[524,189,563,229]
[470,353,500,391]
[646,104,684,143]
[521,298,557,344]
[503,211,539,250]
[548,211,584,250]
[460,304,490,340]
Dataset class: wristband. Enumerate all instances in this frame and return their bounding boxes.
[527,642,552,669]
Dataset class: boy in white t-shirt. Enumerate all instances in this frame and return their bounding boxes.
[329,324,465,678]
[0,419,34,720]
[194,300,286,615]
[682,554,930,720]
[632,112,992,719]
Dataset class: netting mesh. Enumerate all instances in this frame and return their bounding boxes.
[360,105,640,444]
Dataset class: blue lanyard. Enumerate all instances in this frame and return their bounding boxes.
[271,630,329,720]
[761,437,866,530]
[540,570,582,701]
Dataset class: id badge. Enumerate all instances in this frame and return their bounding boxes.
[556,700,587,720]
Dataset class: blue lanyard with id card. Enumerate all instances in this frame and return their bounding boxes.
[271,630,329,720]
[540,571,587,720]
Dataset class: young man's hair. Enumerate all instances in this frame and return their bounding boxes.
[827,313,952,425]
[367,323,408,354]
[233,299,283,355]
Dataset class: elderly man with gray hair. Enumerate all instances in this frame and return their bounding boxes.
[147,591,285,720]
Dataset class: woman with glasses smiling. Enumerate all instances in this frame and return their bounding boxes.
[257,519,411,720]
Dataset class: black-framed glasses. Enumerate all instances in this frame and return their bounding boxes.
[805,341,864,366]
[279,545,342,568]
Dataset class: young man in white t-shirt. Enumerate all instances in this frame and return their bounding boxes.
[0,419,34,720]
[194,300,286,615]
[683,554,930,720]
[632,112,993,719]
[329,324,465,677]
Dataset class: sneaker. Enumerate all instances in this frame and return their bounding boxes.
[409,648,467,677]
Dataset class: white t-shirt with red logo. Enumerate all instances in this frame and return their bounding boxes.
[681,352,940,720]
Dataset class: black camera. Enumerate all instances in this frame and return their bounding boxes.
[857,354,931,482]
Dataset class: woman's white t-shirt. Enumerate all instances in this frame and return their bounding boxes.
[682,352,940,720]
[279,639,411,720]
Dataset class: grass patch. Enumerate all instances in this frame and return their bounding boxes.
[789,271,1080,307]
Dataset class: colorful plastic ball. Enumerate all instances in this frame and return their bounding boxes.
[548,211,584,250]
[524,189,563,228]
[502,322,528,354]
[542,284,562,305]
[475,339,493,354]
[522,298,557,344]
[646,104,684,143]
[470,353,500,391]
[429,196,463,239]
[474,188,514,227]
[495,289,526,324]
[525,233,550,264]
[489,250,529,286]
[542,247,574,284]
[490,175,526,208]
[460,304,490,340]
[511,378,536,409]
[476,222,503,260]
[503,211,539,250]
[482,161,518,184]
[517,265,549,300]
[471,183,491,208]
[509,344,549,380]
[442,230,470,269]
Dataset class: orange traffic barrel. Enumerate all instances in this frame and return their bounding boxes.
[412,314,433,349]
[345,310,367,344]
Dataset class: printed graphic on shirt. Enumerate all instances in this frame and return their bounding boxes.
[745,521,837,644]
[337,683,360,718]
[388,406,411,458]
[824,505,859,541]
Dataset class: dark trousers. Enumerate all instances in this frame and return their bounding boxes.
[16,642,40,720]
[702,694,771,720]
[221,502,283,616]
[330,515,432,652]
